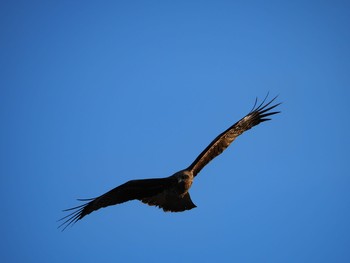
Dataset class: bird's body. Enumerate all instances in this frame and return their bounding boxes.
[59,95,281,230]
[141,170,195,212]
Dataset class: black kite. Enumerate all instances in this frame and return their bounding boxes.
[59,95,281,230]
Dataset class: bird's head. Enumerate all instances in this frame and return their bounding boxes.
[175,171,193,183]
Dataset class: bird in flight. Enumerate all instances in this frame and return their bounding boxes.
[59,95,281,230]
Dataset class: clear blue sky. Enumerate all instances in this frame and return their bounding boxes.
[1,1,350,262]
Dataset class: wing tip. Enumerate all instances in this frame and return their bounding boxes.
[250,94,281,118]
[58,199,93,231]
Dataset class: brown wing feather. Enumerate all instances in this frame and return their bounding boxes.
[58,177,176,230]
[187,95,281,177]
[141,192,197,212]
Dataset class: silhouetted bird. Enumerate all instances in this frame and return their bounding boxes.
[59,95,281,230]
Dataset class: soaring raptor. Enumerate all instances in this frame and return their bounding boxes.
[59,95,281,230]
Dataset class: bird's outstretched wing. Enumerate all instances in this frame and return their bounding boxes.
[187,95,281,177]
[58,177,176,231]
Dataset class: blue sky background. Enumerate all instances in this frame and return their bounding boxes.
[1,1,350,262]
